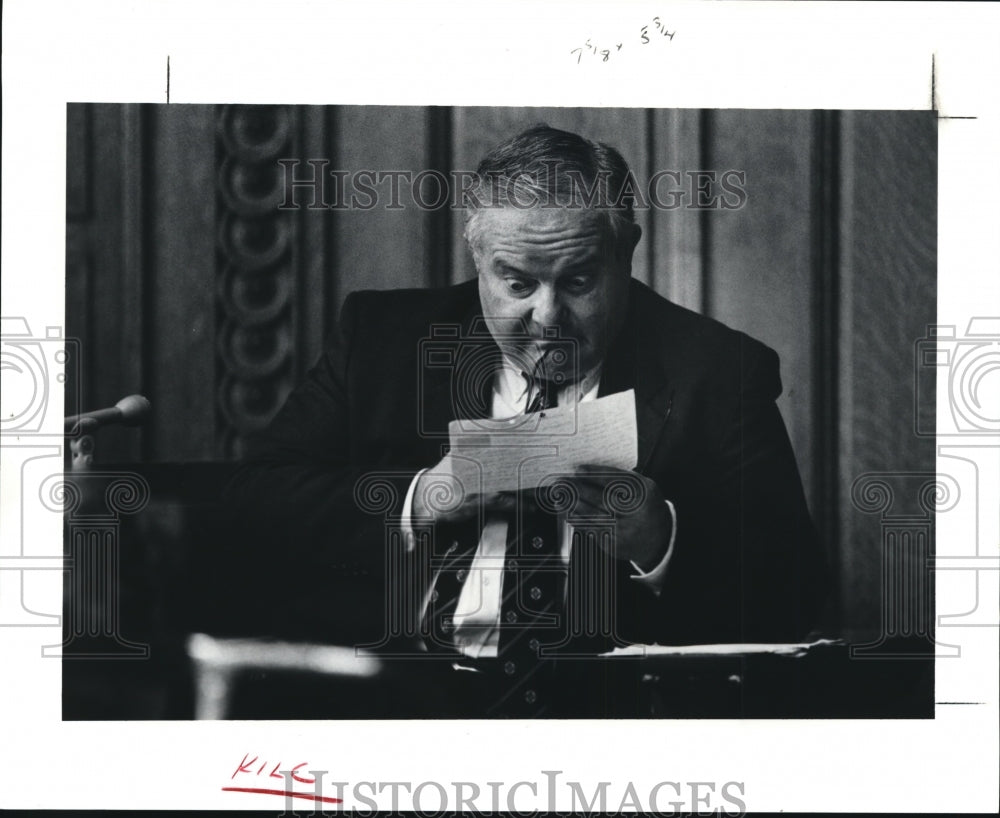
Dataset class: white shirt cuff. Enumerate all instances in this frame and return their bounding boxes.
[400,467,429,553]
[628,499,677,596]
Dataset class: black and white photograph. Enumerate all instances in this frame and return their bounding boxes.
[1,1,997,815]
[59,104,938,721]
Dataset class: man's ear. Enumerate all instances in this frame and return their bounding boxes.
[617,222,643,275]
[629,222,643,252]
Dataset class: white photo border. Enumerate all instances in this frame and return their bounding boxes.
[1,0,998,813]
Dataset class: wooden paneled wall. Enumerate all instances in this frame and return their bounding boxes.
[65,105,936,634]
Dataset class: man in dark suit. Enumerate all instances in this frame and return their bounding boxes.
[224,125,826,716]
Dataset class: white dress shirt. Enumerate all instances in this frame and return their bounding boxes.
[401,359,676,657]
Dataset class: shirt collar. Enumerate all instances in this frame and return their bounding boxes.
[495,354,603,413]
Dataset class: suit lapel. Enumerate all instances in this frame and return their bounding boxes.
[598,281,673,474]
[633,364,673,474]
[417,295,498,451]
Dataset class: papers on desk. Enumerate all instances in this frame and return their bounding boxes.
[603,638,843,658]
[445,389,638,495]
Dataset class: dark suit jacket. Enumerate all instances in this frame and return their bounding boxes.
[223,278,826,648]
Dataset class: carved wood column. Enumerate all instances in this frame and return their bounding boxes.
[214,105,332,458]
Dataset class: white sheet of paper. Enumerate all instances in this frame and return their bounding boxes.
[603,638,843,658]
[446,389,638,495]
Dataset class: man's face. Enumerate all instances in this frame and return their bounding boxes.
[473,207,636,382]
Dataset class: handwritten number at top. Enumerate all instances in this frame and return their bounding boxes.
[571,17,675,65]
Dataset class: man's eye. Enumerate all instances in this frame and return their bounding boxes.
[564,276,593,292]
[506,279,534,294]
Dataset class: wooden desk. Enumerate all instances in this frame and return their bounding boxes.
[184,633,934,720]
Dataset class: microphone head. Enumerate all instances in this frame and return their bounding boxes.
[115,394,151,426]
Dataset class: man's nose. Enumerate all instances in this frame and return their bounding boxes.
[529,285,564,330]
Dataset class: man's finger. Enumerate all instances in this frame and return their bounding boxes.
[573,463,629,478]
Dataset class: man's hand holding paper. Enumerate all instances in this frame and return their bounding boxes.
[410,389,671,569]
[566,464,673,572]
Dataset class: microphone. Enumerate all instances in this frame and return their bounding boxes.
[65,394,151,432]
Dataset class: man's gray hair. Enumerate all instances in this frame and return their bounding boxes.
[463,124,639,261]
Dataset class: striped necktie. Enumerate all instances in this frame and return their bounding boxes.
[486,370,566,716]
[523,373,558,414]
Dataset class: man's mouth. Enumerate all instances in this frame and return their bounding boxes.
[528,343,580,382]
